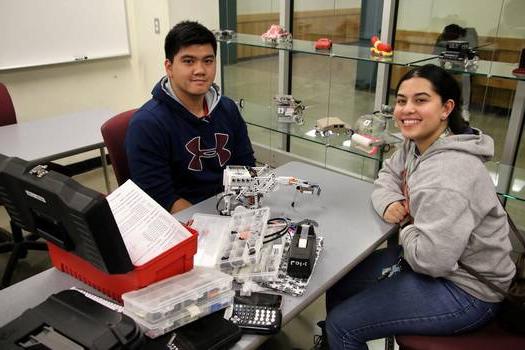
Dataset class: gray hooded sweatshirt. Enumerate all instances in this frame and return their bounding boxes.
[372,130,515,302]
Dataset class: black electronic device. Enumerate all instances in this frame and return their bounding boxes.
[287,223,317,279]
[227,292,282,334]
[0,154,133,273]
[439,40,477,64]
[446,40,469,52]
[0,290,143,349]
[161,311,241,350]
[443,41,476,59]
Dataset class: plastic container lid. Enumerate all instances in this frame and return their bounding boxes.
[122,267,233,323]
[190,214,231,267]
[127,290,235,338]
[218,207,270,270]
[231,240,283,283]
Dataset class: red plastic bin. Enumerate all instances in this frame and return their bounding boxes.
[47,227,198,302]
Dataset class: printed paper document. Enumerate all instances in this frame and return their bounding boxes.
[107,180,192,265]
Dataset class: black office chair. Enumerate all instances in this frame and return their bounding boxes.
[0,82,49,288]
[0,221,48,288]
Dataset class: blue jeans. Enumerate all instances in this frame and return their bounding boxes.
[325,246,499,350]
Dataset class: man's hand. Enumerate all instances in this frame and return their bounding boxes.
[383,201,408,224]
[170,198,192,214]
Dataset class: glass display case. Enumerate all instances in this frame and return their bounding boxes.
[392,0,525,229]
[218,0,525,228]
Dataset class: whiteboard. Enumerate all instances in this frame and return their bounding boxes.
[0,0,130,70]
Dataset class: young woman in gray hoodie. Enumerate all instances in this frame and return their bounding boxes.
[324,64,515,350]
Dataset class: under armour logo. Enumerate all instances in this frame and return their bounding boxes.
[185,133,231,171]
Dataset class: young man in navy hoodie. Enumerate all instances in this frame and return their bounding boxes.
[126,21,255,213]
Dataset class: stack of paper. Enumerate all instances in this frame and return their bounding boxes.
[106,180,192,266]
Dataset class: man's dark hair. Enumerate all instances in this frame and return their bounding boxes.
[164,21,217,61]
[442,24,467,41]
[396,64,469,134]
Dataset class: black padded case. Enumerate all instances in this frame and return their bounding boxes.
[0,290,143,349]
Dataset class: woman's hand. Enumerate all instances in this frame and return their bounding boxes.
[383,201,408,224]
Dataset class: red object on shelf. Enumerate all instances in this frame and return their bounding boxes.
[48,227,198,302]
[315,38,332,50]
[377,42,392,52]
[370,35,393,57]
[512,67,525,77]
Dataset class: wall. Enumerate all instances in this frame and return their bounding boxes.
[0,0,150,123]
[394,0,525,109]
[237,0,360,14]
[235,5,361,60]
[7,0,519,124]
[237,0,280,14]
[0,0,219,162]
[397,0,525,38]
[0,0,220,123]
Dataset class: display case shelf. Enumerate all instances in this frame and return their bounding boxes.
[489,61,525,81]
[239,100,386,161]
[222,33,437,66]
[219,33,525,201]
[409,57,525,81]
[488,162,525,202]
[220,34,427,165]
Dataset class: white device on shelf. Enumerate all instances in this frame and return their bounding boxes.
[273,95,305,125]
[348,105,403,155]
[218,165,321,216]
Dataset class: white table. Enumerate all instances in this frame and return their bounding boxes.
[0,162,395,349]
[175,161,395,349]
[0,109,114,191]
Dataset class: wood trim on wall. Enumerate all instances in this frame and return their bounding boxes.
[394,30,525,63]
[393,30,523,108]
[390,65,518,109]
[236,8,361,60]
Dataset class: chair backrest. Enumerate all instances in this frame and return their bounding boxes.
[100,109,137,186]
[0,82,17,127]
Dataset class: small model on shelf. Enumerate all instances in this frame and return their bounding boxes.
[512,48,525,78]
[273,95,305,125]
[438,40,479,70]
[349,105,402,155]
[314,117,352,137]
[314,38,332,50]
[370,35,393,57]
[261,25,292,45]
[213,29,235,40]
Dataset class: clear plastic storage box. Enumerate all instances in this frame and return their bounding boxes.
[217,207,270,270]
[231,240,284,283]
[122,267,233,324]
[190,214,231,267]
[129,290,235,338]
[190,207,284,285]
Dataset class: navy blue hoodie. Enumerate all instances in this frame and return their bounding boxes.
[126,77,255,210]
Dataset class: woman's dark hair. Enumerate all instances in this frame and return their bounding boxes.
[165,21,217,61]
[395,64,469,134]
